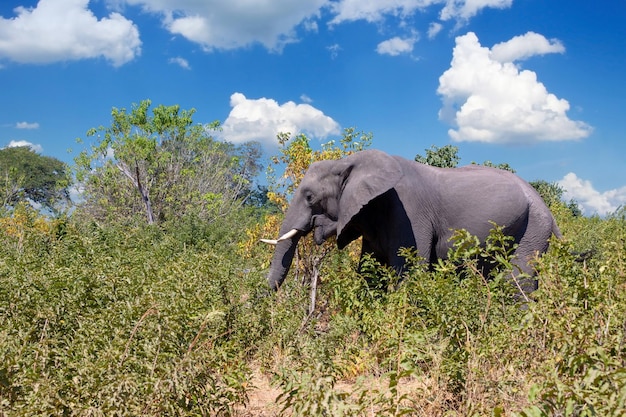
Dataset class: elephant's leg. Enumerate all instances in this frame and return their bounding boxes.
[510,254,539,297]
[511,232,552,297]
[511,207,556,297]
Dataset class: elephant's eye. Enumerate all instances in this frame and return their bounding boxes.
[304,192,315,205]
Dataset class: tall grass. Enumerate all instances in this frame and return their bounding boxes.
[1,205,625,415]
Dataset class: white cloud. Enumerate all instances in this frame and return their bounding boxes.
[376,34,418,56]
[126,0,326,51]
[0,0,141,66]
[427,22,443,39]
[491,32,565,62]
[330,0,438,24]
[437,32,592,144]
[559,173,626,216]
[16,121,40,129]
[327,43,342,59]
[219,92,341,147]
[439,0,512,22]
[330,0,512,24]
[6,140,43,153]
[168,56,190,69]
[300,94,313,103]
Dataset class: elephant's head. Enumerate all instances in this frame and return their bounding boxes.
[262,149,403,290]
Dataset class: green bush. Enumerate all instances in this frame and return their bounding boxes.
[1,203,625,416]
[0,213,269,415]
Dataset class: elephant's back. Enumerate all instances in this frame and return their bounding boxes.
[432,166,533,237]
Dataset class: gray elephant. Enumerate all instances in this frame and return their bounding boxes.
[262,149,561,296]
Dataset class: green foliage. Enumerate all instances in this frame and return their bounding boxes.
[2,138,625,415]
[0,146,70,213]
[513,211,626,417]
[75,99,261,225]
[415,144,460,168]
[0,210,271,415]
[274,365,355,416]
[414,144,516,173]
[479,160,516,173]
[270,212,626,415]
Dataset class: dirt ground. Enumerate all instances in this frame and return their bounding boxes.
[238,371,282,416]
[235,369,455,417]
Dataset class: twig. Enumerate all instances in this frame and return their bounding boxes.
[119,305,158,367]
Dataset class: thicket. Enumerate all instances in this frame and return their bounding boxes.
[2,194,624,416]
[1,116,625,415]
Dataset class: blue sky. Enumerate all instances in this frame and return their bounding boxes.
[1,0,625,215]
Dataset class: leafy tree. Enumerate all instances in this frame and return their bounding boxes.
[0,146,70,213]
[415,144,516,172]
[415,144,460,168]
[245,184,281,213]
[479,160,516,173]
[75,99,261,225]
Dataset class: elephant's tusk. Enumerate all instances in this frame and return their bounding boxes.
[277,228,299,241]
[259,238,278,245]
[259,228,299,245]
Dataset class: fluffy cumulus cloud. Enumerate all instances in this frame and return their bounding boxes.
[6,140,43,153]
[219,92,340,146]
[437,32,592,144]
[376,34,419,56]
[0,0,519,66]
[490,31,565,62]
[559,173,626,216]
[0,0,141,66]
[125,0,326,51]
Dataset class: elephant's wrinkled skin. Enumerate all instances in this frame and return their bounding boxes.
[264,149,561,296]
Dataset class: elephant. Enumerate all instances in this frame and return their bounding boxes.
[262,149,561,297]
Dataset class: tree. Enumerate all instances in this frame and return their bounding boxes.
[479,160,516,173]
[0,146,70,213]
[415,144,460,168]
[75,99,261,225]
[415,144,516,172]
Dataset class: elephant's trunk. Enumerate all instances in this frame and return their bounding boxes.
[267,234,301,290]
[264,197,311,290]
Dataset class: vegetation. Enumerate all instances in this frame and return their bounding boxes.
[1,102,624,416]
[75,99,261,225]
[0,146,70,214]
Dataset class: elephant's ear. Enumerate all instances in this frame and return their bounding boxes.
[335,150,403,243]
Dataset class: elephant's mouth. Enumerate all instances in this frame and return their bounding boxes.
[311,214,338,245]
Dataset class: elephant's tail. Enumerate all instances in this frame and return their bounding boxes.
[552,217,563,240]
